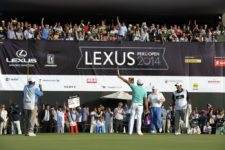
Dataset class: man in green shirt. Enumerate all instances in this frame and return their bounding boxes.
[118,70,149,135]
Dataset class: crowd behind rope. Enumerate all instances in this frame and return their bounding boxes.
[0,17,225,42]
[0,102,224,135]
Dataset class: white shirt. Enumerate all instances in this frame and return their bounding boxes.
[0,109,8,122]
[148,92,165,108]
[24,29,34,39]
[118,25,127,37]
[57,111,65,125]
[114,107,124,120]
[43,110,50,121]
[173,89,188,110]
[90,111,97,124]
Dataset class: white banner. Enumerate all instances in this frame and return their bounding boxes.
[0,75,224,93]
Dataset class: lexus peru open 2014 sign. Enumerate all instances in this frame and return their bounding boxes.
[0,40,224,93]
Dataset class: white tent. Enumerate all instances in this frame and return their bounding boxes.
[101,91,132,100]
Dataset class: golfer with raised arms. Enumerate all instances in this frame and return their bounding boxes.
[117,69,149,135]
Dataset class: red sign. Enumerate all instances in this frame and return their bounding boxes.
[86,78,97,83]
[214,59,225,67]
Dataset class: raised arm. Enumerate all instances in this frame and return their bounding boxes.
[117,16,121,26]
[117,68,129,84]
[41,18,44,28]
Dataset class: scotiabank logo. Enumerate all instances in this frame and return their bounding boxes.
[214,59,225,67]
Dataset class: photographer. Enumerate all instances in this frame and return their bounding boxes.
[10,103,22,135]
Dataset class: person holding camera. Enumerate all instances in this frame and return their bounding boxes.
[23,78,43,136]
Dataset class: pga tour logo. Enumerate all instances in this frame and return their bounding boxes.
[45,54,57,67]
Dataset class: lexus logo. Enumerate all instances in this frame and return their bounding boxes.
[16,50,27,58]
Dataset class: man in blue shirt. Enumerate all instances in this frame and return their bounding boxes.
[23,78,43,136]
[117,70,148,135]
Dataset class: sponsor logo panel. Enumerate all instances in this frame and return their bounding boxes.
[45,54,57,67]
[6,49,37,67]
[77,47,169,70]
[214,58,225,67]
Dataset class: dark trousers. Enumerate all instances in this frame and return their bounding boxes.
[82,121,87,132]
[114,119,123,133]
[42,121,50,133]
[50,120,57,133]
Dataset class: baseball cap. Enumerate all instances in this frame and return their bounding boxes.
[27,77,33,82]
[137,79,143,85]
[152,86,158,90]
[175,82,183,86]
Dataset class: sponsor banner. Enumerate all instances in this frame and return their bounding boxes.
[214,58,225,67]
[0,75,224,93]
[0,41,225,93]
[184,58,202,63]
[77,46,168,70]
[0,41,225,76]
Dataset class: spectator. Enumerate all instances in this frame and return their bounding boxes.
[123,104,130,133]
[68,108,78,134]
[57,106,65,133]
[148,86,166,133]
[0,104,8,135]
[50,106,57,133]
[41,104,51,133]
[16,28,24,40]
[96,116,105,133]
[63,105,70,132]
[116,16,127,40]
[215,109,225,134]
[90,107,97,133]
[203,122,212,134]
[7,25,16,40]
[133,25,141,42]
[10,104,22,135]
[81,105,89,132]
[104,107,113,133]
[41,18,50,40]
[113,102,124,133]
[24,24,34,40]
[161,105,167,133]
[140,26,149,42]
[76,107,82,132]
[166,104,174,133]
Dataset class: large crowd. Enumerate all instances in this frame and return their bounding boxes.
[0,102,224,135]
[0,17,224,42]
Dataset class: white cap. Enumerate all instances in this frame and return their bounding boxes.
[175,82,183,86]
[137,79,143,85]
[152,86,158,90]
[27,77,33,82]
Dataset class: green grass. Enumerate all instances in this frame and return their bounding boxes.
[0,133,224,150]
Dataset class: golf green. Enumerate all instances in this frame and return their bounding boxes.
[0,133,224,150]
